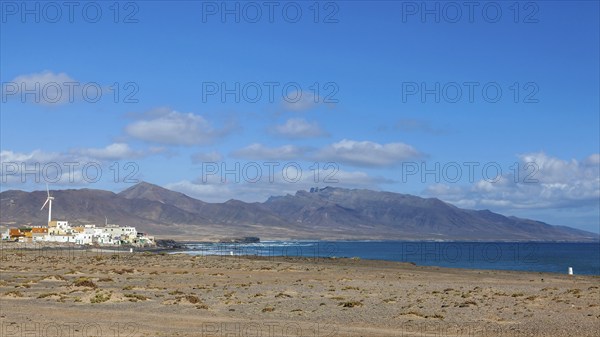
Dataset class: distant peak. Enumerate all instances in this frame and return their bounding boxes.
[121,181,165,192]
[118,181,180,200]
[133,181,159,188]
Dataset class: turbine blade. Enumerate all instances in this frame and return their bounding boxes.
[46,183,50,197]
[41,198,49,210]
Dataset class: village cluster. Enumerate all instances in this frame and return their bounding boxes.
[1,185,155,247]
[2,221,155,247]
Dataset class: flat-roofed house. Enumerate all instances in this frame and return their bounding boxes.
[9,228,25,241]
[102,225,137,243]
[48,220,72,235]
[74,232,93,245]
[31,227,48,242]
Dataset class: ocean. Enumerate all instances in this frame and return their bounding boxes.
[179,241,600,276]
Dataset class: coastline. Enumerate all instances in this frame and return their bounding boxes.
[159,235,600,243]
[2,239,599,275]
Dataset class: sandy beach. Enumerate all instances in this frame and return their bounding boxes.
[0,248,598,336]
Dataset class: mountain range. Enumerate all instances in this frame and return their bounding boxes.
[0,182,596,241]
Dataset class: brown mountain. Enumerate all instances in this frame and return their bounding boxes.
[0,182,596,241]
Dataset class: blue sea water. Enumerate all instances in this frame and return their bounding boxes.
[180,241,600,275]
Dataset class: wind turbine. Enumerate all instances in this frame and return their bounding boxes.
[41,184,54,226]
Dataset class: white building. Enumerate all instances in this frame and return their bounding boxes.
[46,234,76,243]
[81,224,115,245]
[48,220,73,235]
[74,232,94,245]
[32,232,47,242]
[102,225,137,243]
[83,224,102,236]
[94,231,115,245]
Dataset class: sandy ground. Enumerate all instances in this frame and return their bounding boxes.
[0,249,598,337]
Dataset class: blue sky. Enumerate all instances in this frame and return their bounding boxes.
[1,1,599,233]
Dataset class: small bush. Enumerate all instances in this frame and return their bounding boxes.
[4,290,23,297]
[90,293,111,303]
[458,300,477,307]
[37,292,59,299]
[124,293,149,301]
[185,295,201,304]
[73,277,97,288]
[339,301,362,308]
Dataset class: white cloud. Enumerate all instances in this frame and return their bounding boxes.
[230,139,421,168]
[0,149,64,164]
[584,153,600,166]
[231,143,308,160]
[0,149,86,186]
[272,118,327,138]
[3,71,77,105]
[74,143,141,160]
[126,109,228,146]
[316,139,421,167]
[0,144,152,188]
[166,168,390,203]
[424,152,600,211]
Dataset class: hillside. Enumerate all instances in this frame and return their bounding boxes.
[0,182,596,241]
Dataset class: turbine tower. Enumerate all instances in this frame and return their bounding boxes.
[40,184,54,226]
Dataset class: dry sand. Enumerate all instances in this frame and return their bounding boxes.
[0,248,598,336]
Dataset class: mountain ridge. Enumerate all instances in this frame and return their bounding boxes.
[0,182,596,241]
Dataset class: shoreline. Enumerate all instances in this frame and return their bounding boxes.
[2,243,599,277]
[0,239,600,276]
[166,237,600,243]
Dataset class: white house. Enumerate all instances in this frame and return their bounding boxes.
[32,232,47,242]
[102,225,137,243]
[80,225,113,245]
[95,231,115,245]
[74,233,94,245]
[46,235,76,243]
[49,220,73,235]
[83,224,102,235]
